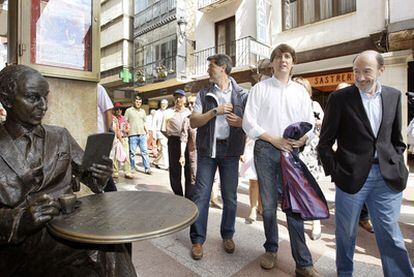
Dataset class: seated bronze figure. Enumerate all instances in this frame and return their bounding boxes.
[0,65,136,276]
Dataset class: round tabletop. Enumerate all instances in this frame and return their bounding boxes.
[48,191,198,244]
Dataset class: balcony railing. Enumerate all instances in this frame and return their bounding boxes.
[135,56,177,85]
[198,0,233,11]
[189,36,270,78]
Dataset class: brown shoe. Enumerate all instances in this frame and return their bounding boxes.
[124,173,134,179]
[359,219,374,233]
[260,252,277,270]
[191,243,203,260]
[223,239,235,254]
[210,198,223,209]
[295,266,320,277]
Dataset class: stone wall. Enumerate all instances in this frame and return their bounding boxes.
[43,77,97,148]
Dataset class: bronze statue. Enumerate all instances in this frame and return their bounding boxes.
[0,65,136,276]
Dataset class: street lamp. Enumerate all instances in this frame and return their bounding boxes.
[177,16,187,44]
[177,16,188,79]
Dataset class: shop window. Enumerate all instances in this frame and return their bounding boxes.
[282,0,356,30]
[29,0,93,71]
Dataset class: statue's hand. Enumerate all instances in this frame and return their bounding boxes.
[87,156,113,193]
[19,194,60,236]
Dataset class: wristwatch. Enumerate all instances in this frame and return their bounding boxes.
[212,108,218,116]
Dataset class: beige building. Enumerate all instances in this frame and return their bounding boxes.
[133,0,197,108]
[100,0,135,106]
[191,0,272,90]
[191,0,413,122]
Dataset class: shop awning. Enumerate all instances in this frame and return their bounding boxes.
[134,78,189,93]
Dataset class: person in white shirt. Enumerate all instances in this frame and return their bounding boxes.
[152,99,170,170]
[243,44,319,277]
[146,109,158,158]
[96,84,117,191]
[97,84,114,133]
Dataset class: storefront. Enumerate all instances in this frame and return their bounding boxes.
[297,69,355,109]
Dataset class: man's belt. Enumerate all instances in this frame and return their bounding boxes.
[216,139,227,144]
[371,157,379,164]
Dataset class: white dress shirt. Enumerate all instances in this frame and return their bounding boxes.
[359,82,382,137]
[243,76,314,140]
[359,82,383,158]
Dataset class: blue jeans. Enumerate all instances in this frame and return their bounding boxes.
[190,143,239,244]
[335,164,413,277]
[254,140,313,268]
[128,134,150,171]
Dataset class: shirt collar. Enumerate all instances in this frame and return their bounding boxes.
[358,81,382,98]
[213,78,232,93]
[271,75,295,87]
[5,122,45,140]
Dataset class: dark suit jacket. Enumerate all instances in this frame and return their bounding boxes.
[317,85,408,194]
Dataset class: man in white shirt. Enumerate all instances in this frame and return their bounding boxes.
[153,99,170,170]
[243,44,319,277]
[97,84,114,133]
[97,84,117,192]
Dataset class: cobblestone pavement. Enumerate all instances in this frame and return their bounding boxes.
[112,162,414,277]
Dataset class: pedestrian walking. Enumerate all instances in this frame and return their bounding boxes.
[112,102,133,179]
[318,50,413,277]
[97,84,117,192]
[153,99,170,170]
[189,54,247,260]
[181,94,198,199]
[335,82,374,234]
[164,89,192,198]
[243,44,319,276]
[125,94,152,175]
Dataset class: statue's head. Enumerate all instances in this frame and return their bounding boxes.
[0,65,49,127]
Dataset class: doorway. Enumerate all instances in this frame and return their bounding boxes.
[215,16,235,63]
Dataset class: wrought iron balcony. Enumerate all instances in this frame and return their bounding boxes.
[135,56,177,85]
[188,36,270,78]
[134,0,176,36]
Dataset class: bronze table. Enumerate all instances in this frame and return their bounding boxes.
[48,191,198,244]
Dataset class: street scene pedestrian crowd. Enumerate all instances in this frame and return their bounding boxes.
[0,44,413,277]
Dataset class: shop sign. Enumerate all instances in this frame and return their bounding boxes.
[308,72,354,87]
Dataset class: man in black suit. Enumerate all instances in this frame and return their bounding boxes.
[318,50,413,277]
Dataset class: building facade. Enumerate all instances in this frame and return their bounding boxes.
[100,0,135,106]
[133,0,197,107]
[190,0,272,90]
